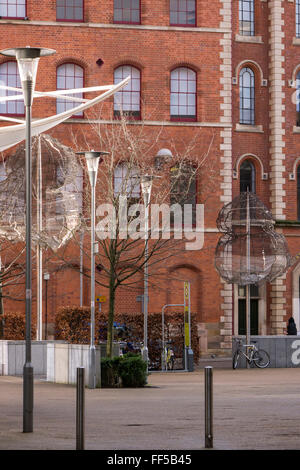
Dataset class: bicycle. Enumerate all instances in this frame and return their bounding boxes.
[162,345,175,371]
[233,339,270,369]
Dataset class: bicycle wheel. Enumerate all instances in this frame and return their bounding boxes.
[232,351,240,369]
[253,349,270,368]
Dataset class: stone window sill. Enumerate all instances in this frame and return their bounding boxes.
[235,124,263,133]
[235,34,263,44]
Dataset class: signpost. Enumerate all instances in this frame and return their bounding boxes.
[184,281,194,372]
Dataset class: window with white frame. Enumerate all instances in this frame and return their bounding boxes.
[114,65,141,118]
[170,67,196,121]
[56,63,84,117]
[0,61,24,115]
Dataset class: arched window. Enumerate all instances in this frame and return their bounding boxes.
[170,67,196,121]
[239,0,254,36]
[114,65,141,119]
[114,0,140,24]
[56,63,84,117]
[170,0,196,27]
[56,0,83,21]
[239,67,255,125]
[0,61,24,115]
[0,0,26,18]
[240,160,256,193]
[297,0,300,38]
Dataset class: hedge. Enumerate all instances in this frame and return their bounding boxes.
[101,353,147,388]
[1,312,36,340]
[55,306,199,364]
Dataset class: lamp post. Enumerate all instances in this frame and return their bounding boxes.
[77,150,108,389]
[0,46,55,433]
[140,174,160,369]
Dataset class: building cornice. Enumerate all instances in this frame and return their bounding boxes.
[0,19,230,34]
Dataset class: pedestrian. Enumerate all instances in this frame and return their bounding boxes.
[287,316,297,335]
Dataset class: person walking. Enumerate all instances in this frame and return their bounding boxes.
[287,316,297,335]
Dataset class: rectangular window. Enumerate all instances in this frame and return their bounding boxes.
[114,0,140,24]
[297,1,300,38]
[239,0,254,36]
[0,0,26,18]
[114,164,140,199]
[56,0,83,22]
[170,0,196,26]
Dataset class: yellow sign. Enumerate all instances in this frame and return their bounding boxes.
[96,296,106,303]
[185,323,190,348]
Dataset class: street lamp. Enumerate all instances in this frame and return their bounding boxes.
[154,148,173,171]
[0,46,55,433]
[77,150,109,389]
[140,174,160,370]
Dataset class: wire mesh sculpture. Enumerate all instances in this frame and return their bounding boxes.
[0,134,82,251]
[215,192,292,286]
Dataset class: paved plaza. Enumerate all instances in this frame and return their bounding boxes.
[0,367,300,450]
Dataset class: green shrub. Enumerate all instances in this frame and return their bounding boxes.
[118,353,147,388]
[100,353,147,388]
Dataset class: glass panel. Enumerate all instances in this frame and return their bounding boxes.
[114,9,122,21]
[170,94,178,106]
[171,79,179,92]
[179,68,187,79]
[170,12,177,24]
[57,6,64,18]
[7,5,16,16]
[131,9,139,22]
[179,79,188,93]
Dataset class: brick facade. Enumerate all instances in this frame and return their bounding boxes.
[1,1,300,358]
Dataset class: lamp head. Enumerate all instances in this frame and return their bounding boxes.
[76,150,109,187]
[0,47,56,105]
[141,174,161,200]
[154,148,173,170]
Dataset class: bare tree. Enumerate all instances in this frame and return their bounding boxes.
[65,113,217,357]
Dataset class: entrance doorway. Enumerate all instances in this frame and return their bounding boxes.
[238,285,259,335]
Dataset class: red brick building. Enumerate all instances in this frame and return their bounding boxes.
[1,0,300,358]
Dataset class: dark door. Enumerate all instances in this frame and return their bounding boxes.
[238,298,259,335]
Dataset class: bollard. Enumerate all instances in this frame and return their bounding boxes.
[204,366,213,449]
[76,367,85,450]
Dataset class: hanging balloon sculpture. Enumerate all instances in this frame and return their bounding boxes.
[0,134,82,251]
[215,192,292,286]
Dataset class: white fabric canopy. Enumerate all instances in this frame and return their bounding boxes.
[0,76,130,152]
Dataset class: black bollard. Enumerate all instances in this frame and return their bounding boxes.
[205,366,213,449]
[76,367,85,450]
